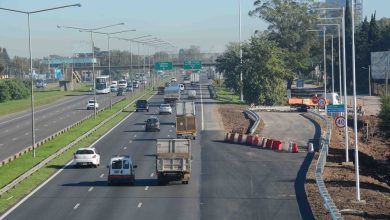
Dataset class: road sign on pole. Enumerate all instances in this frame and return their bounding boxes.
[183,60,202,70]
[318,98,326,107]
[327,104,345,113]
[154,62,173,70]
[311,96,319,104]
[335,116,346,128]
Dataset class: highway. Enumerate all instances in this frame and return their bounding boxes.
[0,87,147,162]
[1,74,318,220]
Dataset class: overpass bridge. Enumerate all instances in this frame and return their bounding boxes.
[72,61,216,71]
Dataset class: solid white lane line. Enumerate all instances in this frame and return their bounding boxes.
[6,196,13,201]
[100,174,104,178]
[73,203,80,210]
[200,82,204,130]
[88,187,94,192]
[169,130,172,132]
[150,173,154,177]
[137,203,142,208]
[145,186,149,191]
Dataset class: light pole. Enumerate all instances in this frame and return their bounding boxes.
[0,3,81,158]
[316,7,349,163]
[239,0,243,102]
[351,0,361,201]
[57,22,125,119]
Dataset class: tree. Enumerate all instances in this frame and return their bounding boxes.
[242,35,293,105]
[378,94,390,136]
[249,0,317,87]
[215,43,241,93]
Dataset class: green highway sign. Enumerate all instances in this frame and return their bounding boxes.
[327,104,345,113]
[183,60,202,70]
[154,61,173,70]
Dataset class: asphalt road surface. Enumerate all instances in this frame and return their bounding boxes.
[1,74,318,220]
[0,87,147,162]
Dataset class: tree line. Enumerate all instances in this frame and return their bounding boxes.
[216,0,390,105]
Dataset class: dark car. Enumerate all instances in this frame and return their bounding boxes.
[117,88,125,96]
[136,99,149,112]
[145,116,160,132]
[157,86,165,95]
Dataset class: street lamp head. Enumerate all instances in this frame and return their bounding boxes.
[57,25,62,28]
[76,3,82,7]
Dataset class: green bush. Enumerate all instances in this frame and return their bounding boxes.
[378,94,390,136]
[2,79,30,101]
[0,81,11,102]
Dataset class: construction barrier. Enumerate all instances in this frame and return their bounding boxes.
[223,132,303,154]
[292,143,299,153]
[265,139,273,148]
[252,135,260,147]
[238,134,245,144]
[246,135,254,145]
[272,140,283,151]
[225,133,230,142]
[308,142,314,152]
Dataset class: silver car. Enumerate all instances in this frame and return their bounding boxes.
[159,104,172,114]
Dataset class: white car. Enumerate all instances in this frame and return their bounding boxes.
[111,81,118,86]
[86,100,99,110]
[73,148,100,167]
[118,80,127,89]
[171,77,177,82]
[159,104,173,114]
[107,155,137,185]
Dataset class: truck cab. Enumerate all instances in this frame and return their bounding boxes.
[107,156,137,185]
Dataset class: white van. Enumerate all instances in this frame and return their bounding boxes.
[118,80,127,89]
[111,81,118,86]
[107,155,137,185]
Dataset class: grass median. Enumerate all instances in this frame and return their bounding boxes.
[213,84,244,104]
[0,88,154,214]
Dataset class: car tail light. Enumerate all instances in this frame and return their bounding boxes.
[92,154,96,158]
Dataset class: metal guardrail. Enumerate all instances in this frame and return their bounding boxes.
[0,91,151,196]
[245,109,260,135]
[308,110,343,220]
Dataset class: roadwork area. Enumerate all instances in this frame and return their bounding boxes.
[218,104,263,134]
[306,115,390,219]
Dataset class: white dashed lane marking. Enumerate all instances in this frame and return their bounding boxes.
[100,174,104,178]
[88,187,94,192]
[73,203,80,210]
[150,173,154,177]
[145,186,149,191]
[137,203,142,208]
[123,146,127,150]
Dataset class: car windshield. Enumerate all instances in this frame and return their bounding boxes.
[76,149,94,154]
[111,160,122,169]
[88,100,95,104]
[147,118,158,123]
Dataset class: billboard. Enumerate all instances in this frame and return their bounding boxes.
[371,51,390,80]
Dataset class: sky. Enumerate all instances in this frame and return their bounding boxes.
[0,0,389,58]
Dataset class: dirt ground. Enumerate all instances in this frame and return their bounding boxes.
[219,104,390,219]
[218,104,263,134]
[305,115,390,220]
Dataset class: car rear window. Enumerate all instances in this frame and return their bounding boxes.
[76,149,94,154]
[161,104,170,107]
[137,100,147,104]
[111,160,122,169]
[147,118,158,123]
